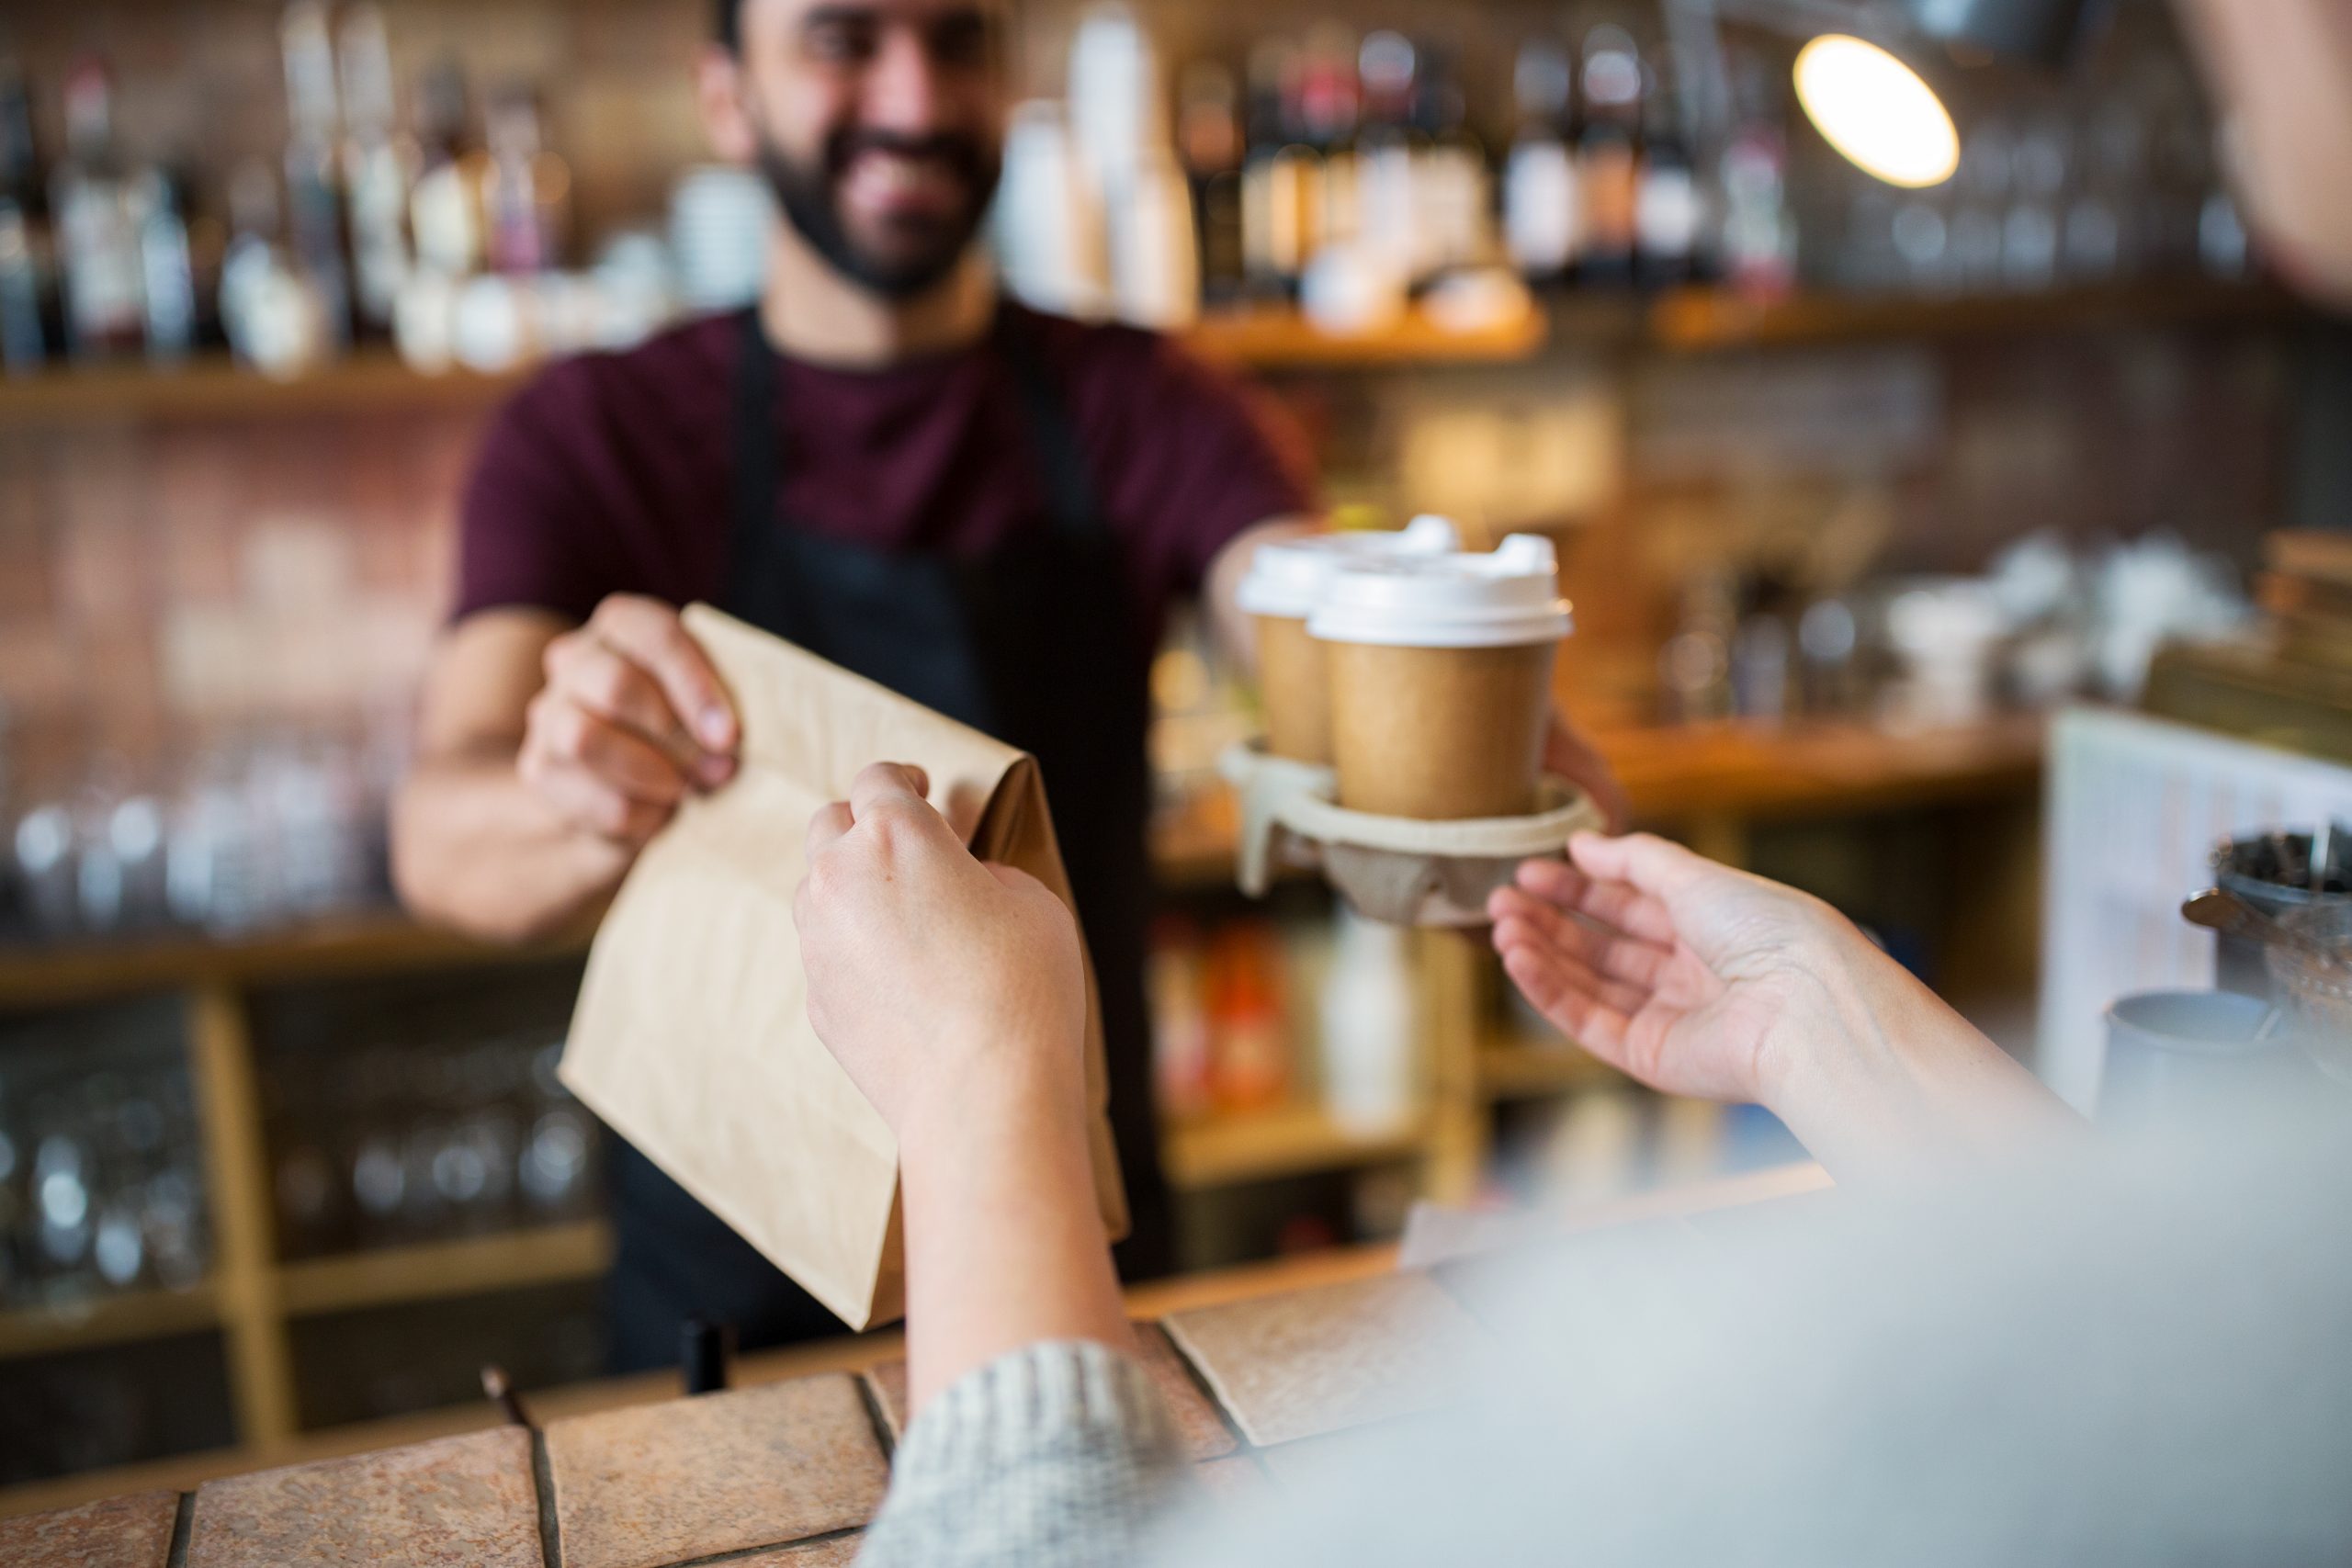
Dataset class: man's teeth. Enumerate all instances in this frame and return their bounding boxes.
[854,153,955,194]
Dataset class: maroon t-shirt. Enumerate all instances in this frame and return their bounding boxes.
[455,304,1317,653]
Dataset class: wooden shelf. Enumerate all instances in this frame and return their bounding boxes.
[1600,713,2047,824]
[0,910,591,1012]
[0,352,525,426]
[1183,302,1547,368]
[277,1220,614,1318]
[1161,1103,1429,1190]
[1477,1037,1626,1101]
[1646,279,2302,353]
[0,307,1547,429]
[0,284,2297,428]
[0,1282,220,1362]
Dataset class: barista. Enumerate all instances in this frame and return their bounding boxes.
[391,0,1623,1371]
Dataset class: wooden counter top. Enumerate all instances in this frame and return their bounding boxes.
[0,1165,1823,1528]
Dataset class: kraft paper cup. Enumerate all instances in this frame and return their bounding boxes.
[1236,517,1458,764]
[1309,534,1573,820]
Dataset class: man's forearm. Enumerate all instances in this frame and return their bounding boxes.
[390,752,632,943]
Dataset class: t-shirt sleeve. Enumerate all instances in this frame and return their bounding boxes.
[1103,335,1320,603]
[451,365,621,626]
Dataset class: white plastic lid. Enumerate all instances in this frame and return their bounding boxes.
[1235,515,1461,618]
[1307,533,1574,649]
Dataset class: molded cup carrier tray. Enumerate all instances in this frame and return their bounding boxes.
[1220,741,1605,927]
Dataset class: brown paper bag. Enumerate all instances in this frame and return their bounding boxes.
[561,604,1128,1330]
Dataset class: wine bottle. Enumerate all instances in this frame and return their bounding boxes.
[1505,39,1579,287]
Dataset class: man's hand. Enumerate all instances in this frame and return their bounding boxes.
[1544,710,1630,830]
[795,762,1090,1141]
[517,595,740,847]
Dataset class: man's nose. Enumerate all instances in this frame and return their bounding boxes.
[861,27,944,135]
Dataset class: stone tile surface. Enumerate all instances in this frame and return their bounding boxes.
[1162,1270,1488,1448]
[1135,1322,1241,1461]
[729,1534,864,1565]
[546,1374,888,1568]
[862,1359,910,1442]
[187,1427,537,1568]
[0,1489,179,1568]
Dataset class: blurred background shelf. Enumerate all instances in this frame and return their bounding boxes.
[0,306,1552,429]
[0,1283,221,1362]
[1161,1103,1430,1190]
[1,283,2304,428]
[1646,280,2304,354]
[0,911,591,1010]
[1477,1039,1626,1101]
[275,1220,613,1318]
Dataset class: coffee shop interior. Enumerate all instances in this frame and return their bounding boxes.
[2,0,2348,1521]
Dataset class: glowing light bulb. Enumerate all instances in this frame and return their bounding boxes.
[1793,35,1961,189]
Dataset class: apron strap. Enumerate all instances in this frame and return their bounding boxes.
[730,306,782,581]
[994,310,1106,541]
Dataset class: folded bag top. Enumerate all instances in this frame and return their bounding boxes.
[562,604,1127,1330]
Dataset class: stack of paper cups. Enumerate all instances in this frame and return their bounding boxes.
[1234,516,1459,765]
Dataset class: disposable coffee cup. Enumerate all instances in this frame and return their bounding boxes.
[1309,534,1572,820]
[1235,516,1458,764]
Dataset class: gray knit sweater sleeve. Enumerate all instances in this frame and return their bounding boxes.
[854,1340,1191,1568]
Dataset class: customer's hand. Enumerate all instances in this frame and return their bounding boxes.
[1490,832,2072,1178]
[797,763,1130,1413]
[518,594,739,846]
[1491,831,1849,1105]
[796,762,1089,1140]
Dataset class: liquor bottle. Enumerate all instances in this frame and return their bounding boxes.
[1504,39,1578,287]
[1296,23,1359,256]
[409,60,483,279]
[1177,62,1248,306]
[1574,25,1643,286]
[0,55,47,370]
[1239,39,1309,295]
[1715,51,1794,300]
[338,3,410,334]
[481,85,567,275]
[1412,45,1491,277]
[1351,29,1420,281]
[132,169,197,361]
[1634,50,1702,288]
[281,0,351,344]
[51,57,145,359]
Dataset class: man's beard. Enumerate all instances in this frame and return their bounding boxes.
[757,127,1001,301]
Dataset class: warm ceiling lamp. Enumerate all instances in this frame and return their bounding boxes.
[1792,33,1962,188]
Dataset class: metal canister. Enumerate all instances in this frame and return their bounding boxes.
[2211,829,2352,998]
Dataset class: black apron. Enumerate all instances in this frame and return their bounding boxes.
[603,307,1170,1371]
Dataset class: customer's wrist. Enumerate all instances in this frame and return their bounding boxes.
[896,1035,1088,1169]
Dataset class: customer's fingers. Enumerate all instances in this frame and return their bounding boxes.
[1493,914,1649,1019]
[847,761,935,823]
[1515,856,1678,948]
[805,801,854,860]
[1498,943,1631,1054]
[1489,886,1674,991]
[1569,831,1715,902]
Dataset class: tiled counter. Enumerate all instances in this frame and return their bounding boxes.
[4,1168,1825,1567]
